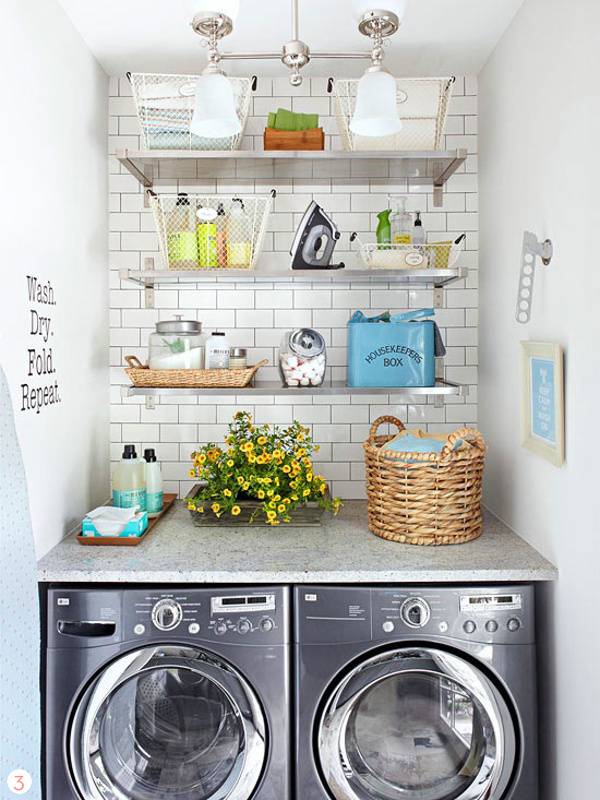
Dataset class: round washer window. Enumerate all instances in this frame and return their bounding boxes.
[69,647,266,800]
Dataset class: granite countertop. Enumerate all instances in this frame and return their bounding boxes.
[37,502,557,584]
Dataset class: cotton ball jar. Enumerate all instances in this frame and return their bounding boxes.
[279,328,327,389]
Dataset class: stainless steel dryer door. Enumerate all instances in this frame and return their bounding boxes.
[68,646,266,800]
[318,647,517,800]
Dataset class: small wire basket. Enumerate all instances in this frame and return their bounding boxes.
[350,232,462,270]
[332,77,454,151]
[148,191,275,271]
[128,72,253,151]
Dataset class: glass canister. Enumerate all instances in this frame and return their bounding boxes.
[279,328,327,387]
[148,316,204,370]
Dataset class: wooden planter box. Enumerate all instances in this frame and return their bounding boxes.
[263,127,325,151]
[186,485,327,527]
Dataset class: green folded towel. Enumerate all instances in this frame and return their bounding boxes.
[268,108,319,131]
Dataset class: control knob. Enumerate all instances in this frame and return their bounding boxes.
[485,620,499,633]
[463,620,477,634]
[237,619,251,634]
[214,621,228,636]
[151,599,183,631]
[260,618,275,632]
[507,618,521,632]
[400,598,431,629]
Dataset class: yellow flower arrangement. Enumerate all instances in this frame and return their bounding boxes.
[187,411,341,526]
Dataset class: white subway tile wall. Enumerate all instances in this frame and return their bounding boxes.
[108,74,478,499]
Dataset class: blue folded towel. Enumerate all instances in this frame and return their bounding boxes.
[383,431,463,461]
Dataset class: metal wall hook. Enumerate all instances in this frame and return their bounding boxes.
[516,231,553,324]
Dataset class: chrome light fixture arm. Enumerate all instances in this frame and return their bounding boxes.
[191,1,400,85]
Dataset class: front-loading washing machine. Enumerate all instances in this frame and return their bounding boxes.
[294,585,537,800]
[45,585,290,800]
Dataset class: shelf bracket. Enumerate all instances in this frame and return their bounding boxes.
[433,287,444,309]
[434,362,445,408]
[119,150,153,188]
[143,257,155,308]
[432,148,468,207]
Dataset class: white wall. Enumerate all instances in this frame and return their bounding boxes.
[0,0,109,557]
[108,75,479,498]
[479,0,600,796]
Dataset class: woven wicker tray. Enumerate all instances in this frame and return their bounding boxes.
[124,356,268,389]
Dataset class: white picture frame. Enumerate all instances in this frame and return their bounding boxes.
[520,341,564,466]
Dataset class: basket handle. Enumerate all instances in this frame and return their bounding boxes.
[439,427,486,458]
[248,359,269,375]
[124,355,145,369]
[368,415,406,443]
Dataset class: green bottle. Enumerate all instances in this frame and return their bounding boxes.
[376,209,391,245]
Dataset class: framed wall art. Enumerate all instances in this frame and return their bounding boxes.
[520,341,564,466]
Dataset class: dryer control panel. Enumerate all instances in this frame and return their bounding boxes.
[295,585,535,645]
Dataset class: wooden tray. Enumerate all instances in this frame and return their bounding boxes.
[76,494,177,546]
[263,127,324,151]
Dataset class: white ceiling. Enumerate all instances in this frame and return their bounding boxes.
[56,0,525,78]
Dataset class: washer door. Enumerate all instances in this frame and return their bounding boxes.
[68,646,266,800]
[318,647,517,800]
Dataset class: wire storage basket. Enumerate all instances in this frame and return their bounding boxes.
[128,72,252,150]
[350,233,462,270]
[333,77,454,151]
[364,417,486,546]
[148,191,274,271]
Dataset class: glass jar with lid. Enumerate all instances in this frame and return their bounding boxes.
[148,316,204,370]
[279,328,327,387]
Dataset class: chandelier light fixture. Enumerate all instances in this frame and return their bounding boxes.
[189,0,404,137]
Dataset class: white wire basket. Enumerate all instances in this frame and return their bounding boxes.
[332,77,454,152]
[149,191,274,271]
[128,72,253,151]
[350,233,462,270]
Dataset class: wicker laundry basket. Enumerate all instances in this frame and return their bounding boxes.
[364,416,486,546]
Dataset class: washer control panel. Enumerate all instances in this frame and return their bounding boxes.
[124,588,283,643]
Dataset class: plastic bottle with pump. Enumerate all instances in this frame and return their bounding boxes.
[144,449,164,517]
[112,445,146,511]
[413,211,426,245]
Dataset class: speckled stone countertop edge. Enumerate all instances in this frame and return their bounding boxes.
[37,501,558,584]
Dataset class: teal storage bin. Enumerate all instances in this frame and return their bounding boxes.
[347,309,445,388]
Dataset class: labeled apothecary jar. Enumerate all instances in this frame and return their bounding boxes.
[148,316,204,370]
[279,329,327,387]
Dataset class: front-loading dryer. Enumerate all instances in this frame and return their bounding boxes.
[45,586,290,800]
[294,585,537,800]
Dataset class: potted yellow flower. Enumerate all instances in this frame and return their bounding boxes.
[186,411,341,526]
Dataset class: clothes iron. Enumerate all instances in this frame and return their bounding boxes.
[290,201,345,270]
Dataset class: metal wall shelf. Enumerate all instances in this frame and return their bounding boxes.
[121,380,468,400]
[120,267,467,290]
[115,148,467,206]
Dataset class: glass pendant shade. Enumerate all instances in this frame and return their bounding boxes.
[190,73,242,138]
[349,69,403,137]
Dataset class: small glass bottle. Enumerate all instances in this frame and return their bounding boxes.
[229,348,247,369]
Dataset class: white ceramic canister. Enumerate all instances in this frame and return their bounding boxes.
[279,328,327,387]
